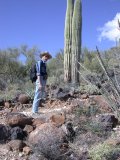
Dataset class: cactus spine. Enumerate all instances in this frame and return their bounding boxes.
[64,0,74,82]
[71,0,82,84]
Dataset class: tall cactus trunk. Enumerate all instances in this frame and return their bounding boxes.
[71,0,82,84]
[64,0,74,82]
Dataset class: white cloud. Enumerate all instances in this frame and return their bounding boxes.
[98,13,120,42]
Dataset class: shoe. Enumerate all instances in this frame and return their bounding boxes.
[40,99,46,104]
[39,99,46,107]
[40,103,45,107]
[32,112,41,118]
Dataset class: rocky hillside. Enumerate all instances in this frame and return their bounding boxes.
[0,87,120,160]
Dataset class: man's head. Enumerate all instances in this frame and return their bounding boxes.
[40,51,52,62]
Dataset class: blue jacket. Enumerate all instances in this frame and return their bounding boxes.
[36,60,47,76]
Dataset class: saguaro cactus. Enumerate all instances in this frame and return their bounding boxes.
[64,0,74,82]
[71,0,82,84]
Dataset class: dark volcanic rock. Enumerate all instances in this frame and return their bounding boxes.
[10,126,26,140]
[0,99,4,106]
[97,114,118,130]
[0,124,11,141]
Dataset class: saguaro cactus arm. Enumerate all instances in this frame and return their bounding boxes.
[71,0,82,84]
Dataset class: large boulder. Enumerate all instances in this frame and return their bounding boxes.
[28,123,66,144]
[5,113,33,127]
[28,123,67,159]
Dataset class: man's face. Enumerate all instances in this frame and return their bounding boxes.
[42,55,49,62]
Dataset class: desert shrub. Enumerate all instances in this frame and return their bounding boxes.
[80,84,100,95]
[0,83,21,101]
[75,104,101,119]
[85,121,106,135]
[83,51,103,73]
[47,74,64,86]
[47,50,64,86]
[89,142,120,160]
[0,81,35,101]
[21,81,35,100]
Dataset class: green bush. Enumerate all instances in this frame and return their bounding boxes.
[0,83,21,100]
[80,84,100,95]
[89,142,120,160]
[75,104,101,118]
[85,121,104,134]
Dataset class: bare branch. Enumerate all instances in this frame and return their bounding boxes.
[113,64,120,90]
[96,46,120,98]
[77,61,120,112]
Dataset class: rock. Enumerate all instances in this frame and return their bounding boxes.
[5,112,33,127]
[32,118,46,127]
[0,124,11,141]
[57,92,71,100]
[0,145,10,155]
[13,103,23,111]
[18,94,29,104]
[54,88,63,95]
[93,95,112,112]
[105,139,120,146]
[97,114,118,130]
[28,123,67,159]
[7,140,26,151]
[61,122,75,142]
[28,123,66,145]
[23,125,33,134]
[49,113,65,126]
[81,94,89,99]
[23,146,32,155]
[50,87,73,100]
[4,101,11,108]
[29,153,47,160]
[0,124,26,141]
[10,126,26,140]
[0,99,4,106]
[12,107,18,112]
[71,99,83,107]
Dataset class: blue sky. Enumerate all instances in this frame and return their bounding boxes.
[0,0,120,57]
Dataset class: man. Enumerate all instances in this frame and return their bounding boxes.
[32,51,52,114]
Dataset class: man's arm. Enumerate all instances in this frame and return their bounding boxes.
[36,61,42,89]
[37,75,42,86]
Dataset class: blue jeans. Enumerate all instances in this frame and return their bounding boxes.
[32,77,46,113]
